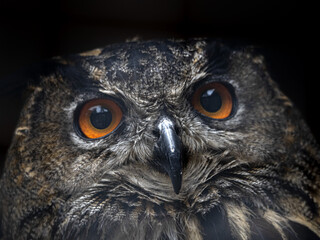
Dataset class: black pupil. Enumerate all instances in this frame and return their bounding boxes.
[89,105,112,129]
[200,88,222,112]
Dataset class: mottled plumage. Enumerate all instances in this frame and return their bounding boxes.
[0,39,319,240]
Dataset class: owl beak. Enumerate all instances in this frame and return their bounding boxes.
[154,117,182,194]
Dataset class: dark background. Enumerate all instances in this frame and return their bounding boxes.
[0,0,317,170]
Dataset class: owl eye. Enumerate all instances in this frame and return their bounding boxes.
[77,98,123,139]
[192,82,233,119]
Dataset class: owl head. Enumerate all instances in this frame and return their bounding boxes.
[1,39,319,239]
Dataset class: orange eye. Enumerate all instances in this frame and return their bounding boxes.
[192,82,233,119]
[78,99,123,139]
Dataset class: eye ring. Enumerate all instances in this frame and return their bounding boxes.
[76,98,123,139]
[191,82,234,119]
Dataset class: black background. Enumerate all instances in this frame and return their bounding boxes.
[0,0,318,170]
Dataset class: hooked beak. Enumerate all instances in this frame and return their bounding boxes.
[154,117,182,194]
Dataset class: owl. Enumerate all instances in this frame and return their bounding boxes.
[0,39,319,240]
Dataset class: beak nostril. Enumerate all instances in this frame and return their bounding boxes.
[174,125,181,136]
[152,128,160,138]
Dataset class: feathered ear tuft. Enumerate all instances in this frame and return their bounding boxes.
[204,40,232,75]
[125,36,141,43]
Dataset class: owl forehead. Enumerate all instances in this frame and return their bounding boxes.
[82,41,209,100]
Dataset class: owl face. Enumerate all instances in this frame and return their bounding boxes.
[38,41,275,197]
[1,39,318,239]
